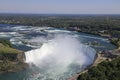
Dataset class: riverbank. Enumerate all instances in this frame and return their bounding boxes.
[77,54,120,80]
[0,23,119,79]
[68,52,98,80]
[68,48,120,80]
[68,30,120,80]
[0,40,28,74]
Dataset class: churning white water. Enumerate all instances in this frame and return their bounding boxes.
[25,35,96,79]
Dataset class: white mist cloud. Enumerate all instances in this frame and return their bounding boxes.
[25,34,96,79]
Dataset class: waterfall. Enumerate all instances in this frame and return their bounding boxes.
[25,35,96,79]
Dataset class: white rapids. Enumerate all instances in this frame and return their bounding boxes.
[0,25,115,80]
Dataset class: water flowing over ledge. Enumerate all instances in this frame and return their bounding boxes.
[25,35,96,79]
[0,25,116,80]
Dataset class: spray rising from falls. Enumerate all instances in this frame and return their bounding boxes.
[25,35,96,79]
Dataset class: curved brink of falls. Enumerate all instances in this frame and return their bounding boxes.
[25,35,96,79]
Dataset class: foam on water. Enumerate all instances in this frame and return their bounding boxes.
[0,25,116,80]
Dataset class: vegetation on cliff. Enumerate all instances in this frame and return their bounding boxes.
[77,57,120,80]
[0,39,12,47]
[110,38,120,48]
[0,39,26,73]
[0,39,22,60]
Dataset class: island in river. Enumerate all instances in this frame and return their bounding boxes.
[0,39,27,74]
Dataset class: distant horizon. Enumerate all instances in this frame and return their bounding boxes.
[0,0,120,14]
[0,12,120,15]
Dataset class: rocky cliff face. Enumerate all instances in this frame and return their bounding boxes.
[0,43,27,73]
[0,52,25,61]
[17,52,26,62]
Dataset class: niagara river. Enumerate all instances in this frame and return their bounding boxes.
[0,24,116,80]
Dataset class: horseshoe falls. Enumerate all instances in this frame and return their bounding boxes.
[25,35,96,79]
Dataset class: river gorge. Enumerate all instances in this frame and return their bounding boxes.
[0,24,116,80]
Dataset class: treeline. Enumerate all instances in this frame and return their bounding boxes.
[0,14,120,29]
[0,39,12,47]
[0,14,120,39]
[77,57,120,80]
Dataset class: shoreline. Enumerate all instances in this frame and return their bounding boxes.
[68,51,98,80]
[68,48,120,80]
[68,30,119,80]
[0,24,119,80]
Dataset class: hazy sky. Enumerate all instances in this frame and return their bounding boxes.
[0,0,120,14]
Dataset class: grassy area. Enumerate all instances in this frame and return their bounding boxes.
[0,43,21,54]
[0,39,22,54]
[0,39,12,47]
[0,39,26,72]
